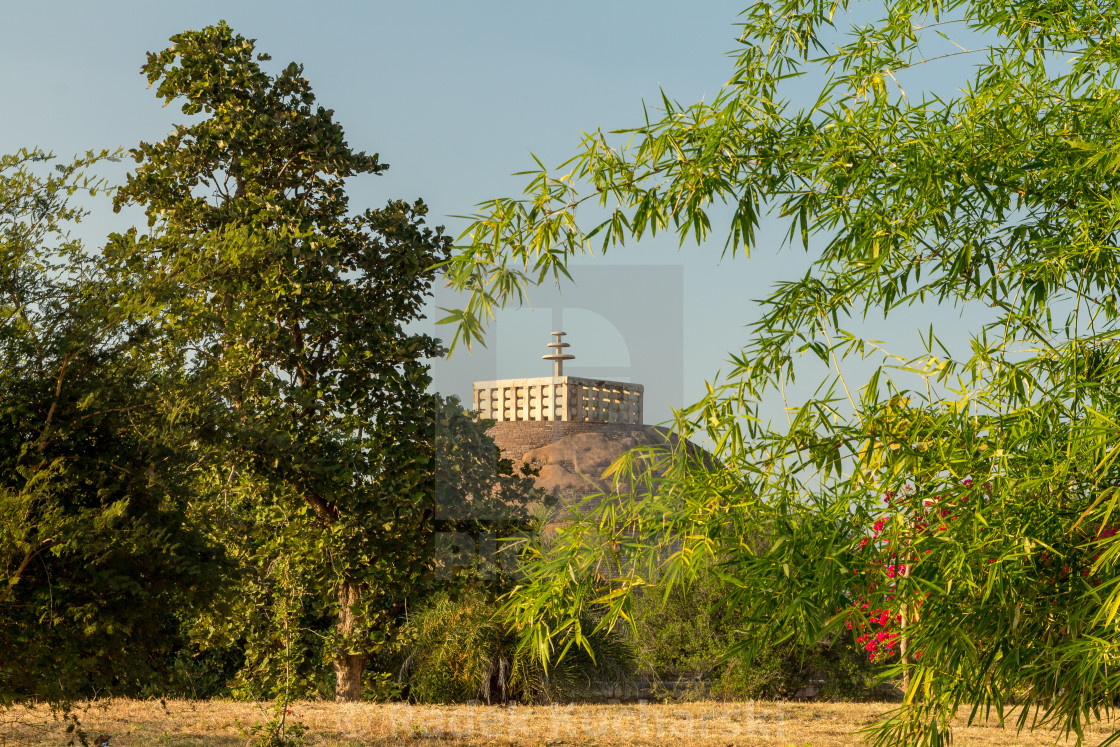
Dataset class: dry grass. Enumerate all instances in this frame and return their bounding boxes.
[2,698,1117,747]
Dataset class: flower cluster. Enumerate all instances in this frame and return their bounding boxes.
[848,600,903,661]
[847,483,955,663]
[1036,522,1119,590]
[848,480,996,662]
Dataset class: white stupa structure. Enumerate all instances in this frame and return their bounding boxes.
[471,332,680,504]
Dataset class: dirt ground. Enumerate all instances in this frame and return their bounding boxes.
[3,698,1117,746]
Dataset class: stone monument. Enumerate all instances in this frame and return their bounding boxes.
[472,332,645,464]
[474,333,709,507]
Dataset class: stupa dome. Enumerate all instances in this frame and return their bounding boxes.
[473,332,713,511]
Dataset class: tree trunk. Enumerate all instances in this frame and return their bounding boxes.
[900,554,916,698]
[900,601,910,695]
[334,579,365,702]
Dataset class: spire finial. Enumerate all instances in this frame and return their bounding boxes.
[541,330,575,377]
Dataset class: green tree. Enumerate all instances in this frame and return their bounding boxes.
[0,148,221,703]
[429,395,549,587]
[109,22,452,701]
[188,393,546,701]
[442,1,1120,743]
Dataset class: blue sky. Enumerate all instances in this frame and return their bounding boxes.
[2,2,981,425]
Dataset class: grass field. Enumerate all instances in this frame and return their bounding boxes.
[4,699,1117,746]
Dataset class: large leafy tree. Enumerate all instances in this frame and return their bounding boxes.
[443,1,1120,744]
[109,23,451,701]
[0,148,220,702]
[189,393,545,700]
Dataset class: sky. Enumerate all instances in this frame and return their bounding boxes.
[1,1,984,427]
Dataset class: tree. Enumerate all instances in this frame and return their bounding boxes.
[429,394,549,587]
[108,22,453,701]
[442,1,1120,743]
[0,148,221,703]
[187,393,546,701]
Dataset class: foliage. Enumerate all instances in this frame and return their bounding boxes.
[240,700,308,747]
[397,587,634,705]
[397,588,510,704]
[632,572,880,701]
[847,481,987,667]
[440,1,1120,743]
[190,481,337,701]
[0,148,222,703]
[107,21,452,701]
[430,395,549,589]
[185,393,544,701]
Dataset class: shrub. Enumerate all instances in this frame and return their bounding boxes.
[398,588,633,704]
[632,573,883,700]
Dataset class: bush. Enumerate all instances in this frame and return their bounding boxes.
[632,573,883,700]
[397,588,633,704]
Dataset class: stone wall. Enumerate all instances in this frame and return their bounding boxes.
[486,420,611,466]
